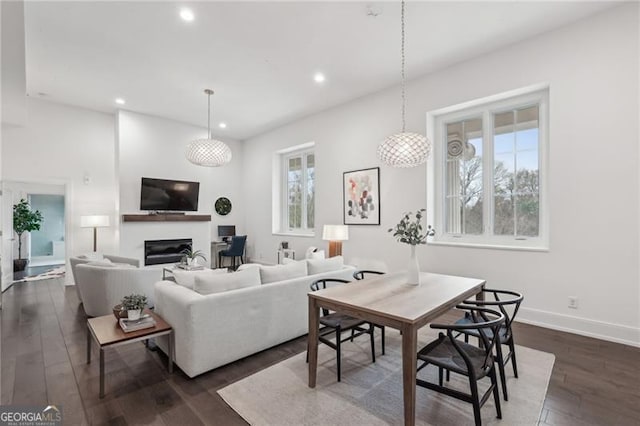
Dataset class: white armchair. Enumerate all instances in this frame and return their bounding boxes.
[74,264,161,317]
[69,254,141,302]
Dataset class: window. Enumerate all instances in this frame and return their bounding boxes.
[428,87,548,250]
[275,144,315,235]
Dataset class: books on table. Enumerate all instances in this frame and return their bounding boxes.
[119,315,156,333]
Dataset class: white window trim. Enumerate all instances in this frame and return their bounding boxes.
[272,142,316,237]
[427,84,550,251]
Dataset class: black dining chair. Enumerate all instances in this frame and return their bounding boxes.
[218,235,247,270]
[308,278,377,382]
[453,289,523,401]
[416,305,505,426]
[352,269,386,355]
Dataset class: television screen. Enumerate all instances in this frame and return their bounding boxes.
[140,177,200,211]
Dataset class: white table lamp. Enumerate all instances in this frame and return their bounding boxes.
[322,225,349,258]
[81,215,110,252]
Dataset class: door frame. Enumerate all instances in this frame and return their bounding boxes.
[1,178,74,289]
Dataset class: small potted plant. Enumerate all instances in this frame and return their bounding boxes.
[181,248,207,266]
[388,209,435,285]
[121,294,147,321]
[13,199,43,272]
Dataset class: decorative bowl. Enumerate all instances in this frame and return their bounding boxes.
[112,304,128,320]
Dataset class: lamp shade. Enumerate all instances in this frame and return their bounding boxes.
[80,215,110,228]
[377,132,431,168]
[322,225,349,241]
[185,138,232,167]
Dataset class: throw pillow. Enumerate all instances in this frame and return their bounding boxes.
[237,263,261,272]
[260,260,308,284]
[193,267,261,295]
[172,268,228,290]
[307,256,344,275]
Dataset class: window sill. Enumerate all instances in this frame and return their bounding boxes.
[429,240,549,253]
[272,231,316,238]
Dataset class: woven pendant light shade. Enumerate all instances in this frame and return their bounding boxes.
[185,89,232,167]
[377,132,430,168]
[186,138,232,167]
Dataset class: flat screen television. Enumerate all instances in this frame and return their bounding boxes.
[140,177,200,212]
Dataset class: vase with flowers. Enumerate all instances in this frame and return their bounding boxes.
[388,209,435,285]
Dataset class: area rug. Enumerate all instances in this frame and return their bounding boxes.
[18,266,66,282]
[218,328,554,426]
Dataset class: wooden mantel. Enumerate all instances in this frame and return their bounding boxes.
[122,214,211,222]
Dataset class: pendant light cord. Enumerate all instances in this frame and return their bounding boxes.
[401,0,406,133]
[207,91,212,139]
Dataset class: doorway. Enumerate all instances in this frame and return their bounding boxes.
[1,181,70,287]
[28,194,65,267]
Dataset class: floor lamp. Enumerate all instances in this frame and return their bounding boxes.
[80,215,110,252]
[322,225,349,258]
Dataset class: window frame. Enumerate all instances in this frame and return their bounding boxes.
[273,143,315,237]
[427,85,549,251]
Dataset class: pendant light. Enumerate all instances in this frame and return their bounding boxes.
[377,0,430,168]
[185,89,232,167]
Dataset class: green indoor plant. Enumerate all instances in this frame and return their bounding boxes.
[388,209,435,285]
[121,294,147,320]
[181,248,207,266]
[13,199,43,272]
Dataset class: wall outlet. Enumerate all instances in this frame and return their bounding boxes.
[568,296,579,309]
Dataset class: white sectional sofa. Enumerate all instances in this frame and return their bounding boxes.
[154,256,356,378]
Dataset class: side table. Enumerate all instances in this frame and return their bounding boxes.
[87,309,174,398]
[277,249,295,264]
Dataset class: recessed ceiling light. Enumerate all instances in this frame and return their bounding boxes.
[218,122,227,129]
[313,73,326,83]
[115,98,126,105]
[180,8,195,22]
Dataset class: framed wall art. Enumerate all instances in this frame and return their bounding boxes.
[343,167,380,225]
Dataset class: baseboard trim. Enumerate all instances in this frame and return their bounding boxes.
[517,307,640,348]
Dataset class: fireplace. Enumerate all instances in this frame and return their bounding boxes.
[144,238,192,266]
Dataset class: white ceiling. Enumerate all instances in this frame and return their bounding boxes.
[24,1,617,140]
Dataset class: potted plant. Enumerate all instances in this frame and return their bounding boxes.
[181,248,207,266]
[121,294,147,320]
[13,199,43,272]
[388,209,435,285]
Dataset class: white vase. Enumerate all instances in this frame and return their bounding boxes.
[127,309,141,320]
[407,245,420,286]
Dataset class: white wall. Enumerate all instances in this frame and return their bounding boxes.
[117,110,244,266]
[2,98,118,284]
[1,0,27,127]
[241,5,639,345]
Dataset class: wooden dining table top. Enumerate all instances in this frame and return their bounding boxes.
[308,271,486,326]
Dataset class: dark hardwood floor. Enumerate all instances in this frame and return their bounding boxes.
[1,278,638,425]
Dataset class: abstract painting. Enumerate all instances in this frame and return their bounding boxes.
[343,167,380,225]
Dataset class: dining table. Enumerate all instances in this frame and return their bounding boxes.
[307,271,486,426]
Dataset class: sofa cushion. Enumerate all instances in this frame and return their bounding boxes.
[307,256,344,275]
[173,268,228,290]
[193,267,261,295]
[260,260,308,284]
[86,258,113,267]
